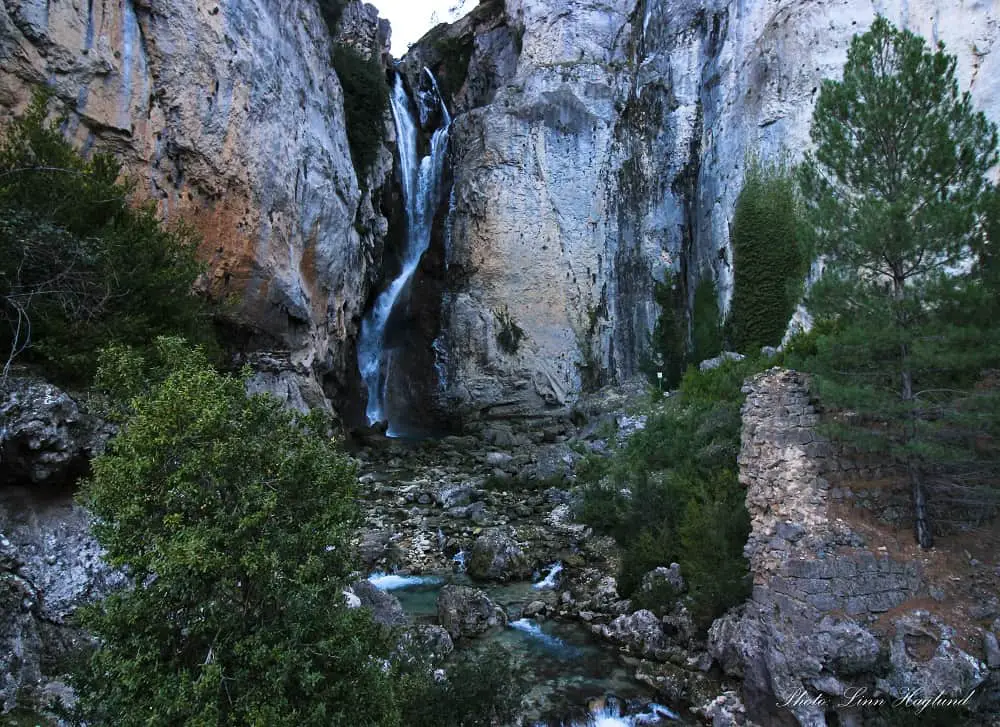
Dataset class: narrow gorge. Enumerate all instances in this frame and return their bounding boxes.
[2,0,999,725]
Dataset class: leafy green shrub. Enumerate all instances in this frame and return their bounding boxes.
[70,339,402,726]
[728,155,805,353]
[494,305,525,354]
[0,91,212,384]
[432,35,475,100]
[332,45,388,180]
[576,358,759,628]
[398,645,523,727]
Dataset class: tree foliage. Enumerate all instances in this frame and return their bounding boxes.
[796,16,1000,547]
[316,0,346,36]
[576,358,757,628]
[648,274,687,389]
[332,46,389,180]
[71,339,402,726]
[729,155,805,352]
[0,91,212,384]
[690,277,723,364]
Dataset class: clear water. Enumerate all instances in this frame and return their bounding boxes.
[357,70,451,435]
[372,573,688,726]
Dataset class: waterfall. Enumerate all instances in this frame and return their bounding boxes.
[532,561,564,590]
[357,69,451,434]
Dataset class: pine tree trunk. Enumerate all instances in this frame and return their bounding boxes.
[902,361,933,547]
[896,273,933,549]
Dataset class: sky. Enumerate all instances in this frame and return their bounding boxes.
[371,0,477,57]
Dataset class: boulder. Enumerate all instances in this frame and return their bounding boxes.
[523,600,547,618]
[447,501,487,523]
[467,528,530,582]
[485,451,513,467]
[876,611,988,699]
[534,443,579,480]
[985,631,1000,670]
[641,564,686,595]
[436,585,506,640]
[349,580,408,627]
[243,352,333,414]
[1,489,123,713]
[698,352,745,372]
[661,603,696,646]
[1,377,111,487]
[807,616,881,676]
[694,690,756,727]
[358,529,395,568]
[600,609,667,658]
[396,624,454,662]
[436,484,477,509]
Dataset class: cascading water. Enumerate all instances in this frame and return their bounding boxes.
[357,69,451,435]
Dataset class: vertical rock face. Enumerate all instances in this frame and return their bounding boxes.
[409,0,1000,421]
[0,0,395,402]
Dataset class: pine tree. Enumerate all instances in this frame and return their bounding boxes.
[797,17,1000,548]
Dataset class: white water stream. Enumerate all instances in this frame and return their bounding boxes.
[357,70,451,435]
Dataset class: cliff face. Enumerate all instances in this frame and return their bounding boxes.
[0,0,394,403]
[2,0,997,425]
[410,0,1000,421]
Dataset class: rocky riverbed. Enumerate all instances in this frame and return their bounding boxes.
[346,391,739,725]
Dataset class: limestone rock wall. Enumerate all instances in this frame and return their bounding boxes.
[415,0,1000,421]
[710,369,993,726]
[0,0,395,402]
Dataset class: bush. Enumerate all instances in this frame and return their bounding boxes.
[316,0,346,36]
[494,305,525,354]
[728,155,805,353]
[332,45,389,180]
[432,35,475,100]
[70,339,402,726]
[576,359,758,628]
[398,645,523,727]
[0,91,212,383]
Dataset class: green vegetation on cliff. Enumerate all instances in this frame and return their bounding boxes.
[648,274,686,388]
[0,92,212,384]
[333,45,389,180]
[728,156,805,352]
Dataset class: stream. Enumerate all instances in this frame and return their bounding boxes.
[369,569,690,726]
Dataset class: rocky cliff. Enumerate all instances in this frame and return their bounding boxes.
[408,0,1000,421]
[0,0,395,410]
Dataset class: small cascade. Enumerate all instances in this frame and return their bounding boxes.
[532,561,564,590]
[509,618,577,655]
[357,69,451,436]
[570,700,679,726]
[367,571,442,591]
[451,549,467,572]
